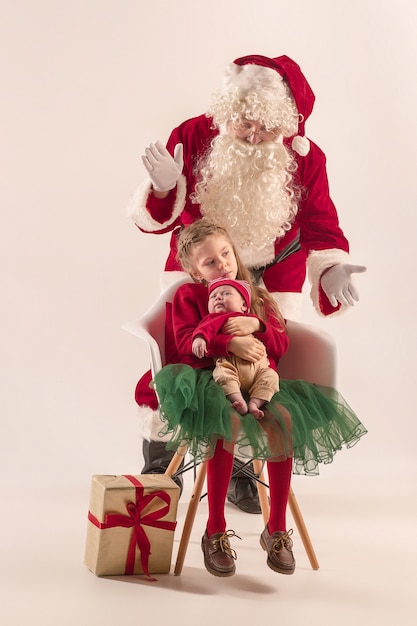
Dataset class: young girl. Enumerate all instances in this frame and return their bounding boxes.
[152,219,367,578]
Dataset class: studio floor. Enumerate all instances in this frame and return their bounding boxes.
[2,466,416,626]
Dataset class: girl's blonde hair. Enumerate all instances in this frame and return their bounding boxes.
[176,219,286,328]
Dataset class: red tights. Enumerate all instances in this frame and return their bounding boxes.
[206,439,293,537]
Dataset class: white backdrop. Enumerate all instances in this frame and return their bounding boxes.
[1,0,416,493]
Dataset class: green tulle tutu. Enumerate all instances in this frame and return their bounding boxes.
[151,364,367,476]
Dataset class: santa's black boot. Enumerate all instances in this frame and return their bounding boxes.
[227,458,261,514]
[141,439,184,495]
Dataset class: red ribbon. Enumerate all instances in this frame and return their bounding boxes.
[88,475,177,581]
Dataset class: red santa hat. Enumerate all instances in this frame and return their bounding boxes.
[231,54,316,156]
[208,278,252,310]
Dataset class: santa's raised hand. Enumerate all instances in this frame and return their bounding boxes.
[142,141,184,192]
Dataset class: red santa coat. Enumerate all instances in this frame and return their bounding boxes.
[128,114,351,319]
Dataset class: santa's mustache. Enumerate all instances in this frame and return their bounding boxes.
[198,133,294,173]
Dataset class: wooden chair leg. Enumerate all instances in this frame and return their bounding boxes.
[174,461,207,575]
[164,445,188,478]
[288,487,319,570]
[252,459,270,526]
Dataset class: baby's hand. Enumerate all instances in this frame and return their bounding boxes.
[192,336,208,359]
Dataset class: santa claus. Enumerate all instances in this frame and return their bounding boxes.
[127,54,366,511]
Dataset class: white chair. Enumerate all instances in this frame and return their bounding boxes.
[280,319,337,387]
[123,279,337,574]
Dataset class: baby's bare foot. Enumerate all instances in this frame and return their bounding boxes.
[227,393,248,415]
[231,400,248,415]
[248,399,266,420]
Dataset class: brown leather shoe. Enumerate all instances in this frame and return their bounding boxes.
[260,526,295,575]
[201,530,240,577]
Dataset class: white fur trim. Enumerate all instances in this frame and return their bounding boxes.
[138,405,170,442]
[126,178,152,223]
[224,63,290,100]
[256,278,302,321]
[270,291,303,322]
[307,249,351,316]
[291,135,310,156]
[126,175,187,232]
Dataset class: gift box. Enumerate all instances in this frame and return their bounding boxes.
[84,474,179,579]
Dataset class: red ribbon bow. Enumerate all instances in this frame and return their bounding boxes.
[88,475,177,581]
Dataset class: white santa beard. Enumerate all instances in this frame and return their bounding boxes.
[195,135,298,268]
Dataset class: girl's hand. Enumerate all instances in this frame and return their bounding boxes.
[192,336,208,359]
[228,336,266,362]
[222,316,261,336]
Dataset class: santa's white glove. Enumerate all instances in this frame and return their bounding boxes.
[141,141,184,192]
[320,263,367,307]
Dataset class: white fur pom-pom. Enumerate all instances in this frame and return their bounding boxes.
[291,135,310,156]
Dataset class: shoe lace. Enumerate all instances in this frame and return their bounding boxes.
[272,529,294,553]
[213,530,241,560]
